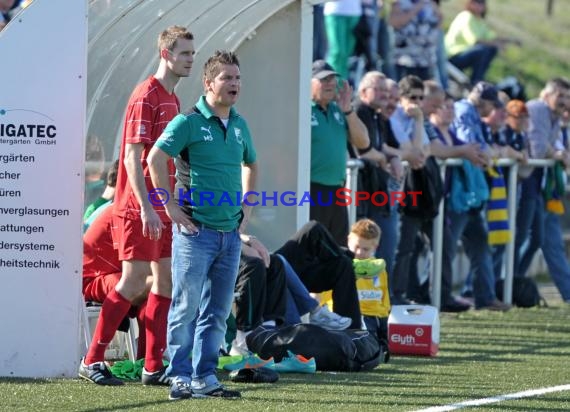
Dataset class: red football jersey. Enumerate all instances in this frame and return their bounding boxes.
[83,205,120,287]
[113,76,180,221]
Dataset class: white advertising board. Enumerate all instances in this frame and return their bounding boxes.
[0,0,87,377]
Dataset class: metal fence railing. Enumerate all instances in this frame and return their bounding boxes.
[346,157,558,309]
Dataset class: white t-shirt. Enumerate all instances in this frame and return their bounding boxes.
[323,0,362,17]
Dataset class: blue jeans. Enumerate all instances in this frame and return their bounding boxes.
[541,213,570,301]
[518,212,570,301]
[449,44,497,85]
[392,214,424,299]
[462,244,506,296]
[166,225,241,385]
[516,199,543,277]
[463,174,521,294]
[446,210,496,307]
[276,254,318,324]
[514,171,544,277]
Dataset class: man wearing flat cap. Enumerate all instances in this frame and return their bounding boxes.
[309,60,369,246]
[453,81,504,148]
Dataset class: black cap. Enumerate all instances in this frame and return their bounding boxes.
[472,81,504,108]
[312,60,339,80]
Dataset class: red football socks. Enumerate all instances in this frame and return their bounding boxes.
[144,292,171,372]
[84,289,131,365]
[135,301,147,359]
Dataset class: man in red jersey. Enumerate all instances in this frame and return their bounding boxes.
[79,25,195,386]
[82,205,151,364]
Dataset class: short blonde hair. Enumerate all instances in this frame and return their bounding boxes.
[157,25,193,57]
[350,219,381,242]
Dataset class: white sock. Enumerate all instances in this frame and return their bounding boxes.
[235,329,251,346]
[262,320,276,327]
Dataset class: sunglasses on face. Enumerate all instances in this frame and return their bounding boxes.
[407,94,424,101]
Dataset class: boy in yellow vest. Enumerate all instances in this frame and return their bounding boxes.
[347,219,391,342]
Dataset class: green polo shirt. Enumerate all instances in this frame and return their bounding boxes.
[310,101,348,187]
[155,96,256,231]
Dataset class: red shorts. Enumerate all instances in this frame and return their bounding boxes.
[83,272,121,303]
[111,215,172,262]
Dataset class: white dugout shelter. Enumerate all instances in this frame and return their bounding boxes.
[1,0,318,377]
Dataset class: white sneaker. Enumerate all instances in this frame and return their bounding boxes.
[309,305,351,330]
[229,338,249,356]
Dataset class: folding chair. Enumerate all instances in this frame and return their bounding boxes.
[81,297,138,362]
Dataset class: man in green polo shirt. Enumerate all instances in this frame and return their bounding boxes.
[310,60,369,245]
[148,50,257,401]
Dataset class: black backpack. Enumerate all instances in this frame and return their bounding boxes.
[495,277,545,308]
[399,156,443,219]
[246,324,388,372]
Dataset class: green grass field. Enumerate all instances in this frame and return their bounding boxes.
[2,303,569,412]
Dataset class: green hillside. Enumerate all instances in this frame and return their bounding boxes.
[441,0,570,99]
